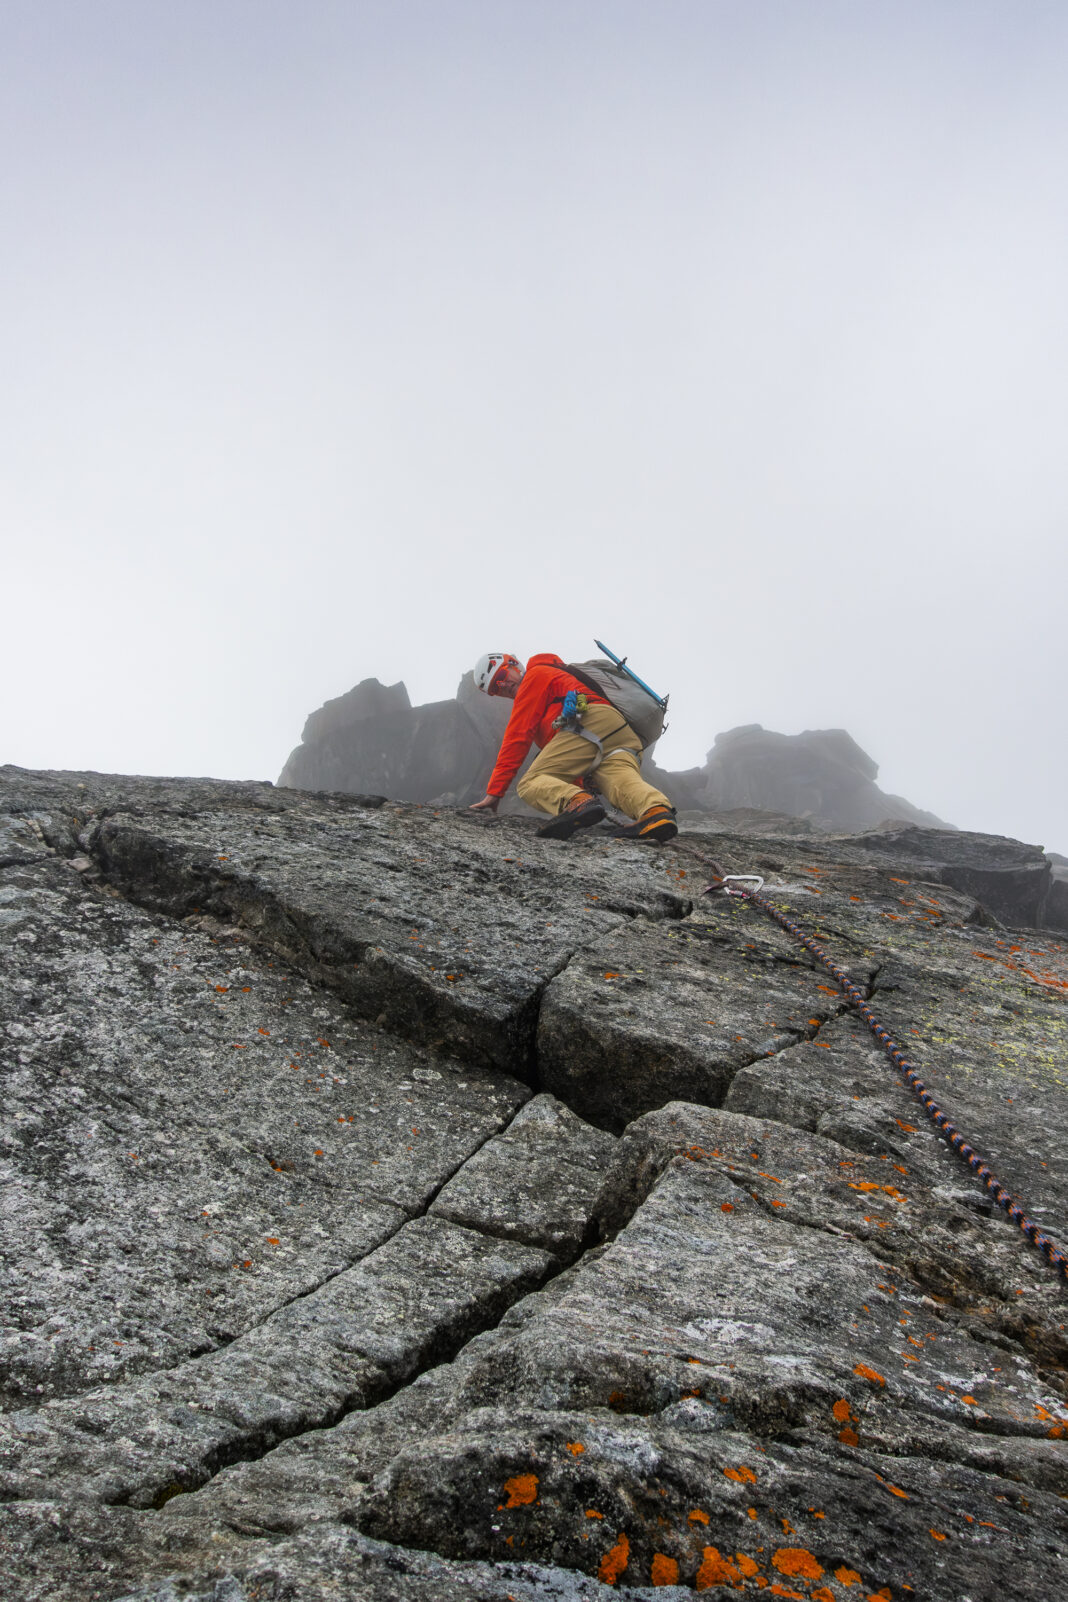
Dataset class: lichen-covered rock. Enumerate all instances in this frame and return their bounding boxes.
[1,765,1065,1602]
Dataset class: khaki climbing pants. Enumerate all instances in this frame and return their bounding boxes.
[517,701,672,820]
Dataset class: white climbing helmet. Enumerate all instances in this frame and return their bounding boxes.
[474,652,524,695]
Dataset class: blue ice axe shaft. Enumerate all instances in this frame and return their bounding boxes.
[594,640,668,709]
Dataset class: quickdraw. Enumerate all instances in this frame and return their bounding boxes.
[702,859,1068,1285]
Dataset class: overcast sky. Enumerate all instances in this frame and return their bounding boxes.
[3,1,1066,851]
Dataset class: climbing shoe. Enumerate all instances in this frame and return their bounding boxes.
[618,804,678,844]
[537,791,606,840]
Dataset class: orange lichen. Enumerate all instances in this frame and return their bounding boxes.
[724,1465,758,1483]
[721,1202,735,1213]
[585,1509,604,1519]
[929,1528,947,1541]
[961,1395,977,1406]
[737,1553,761,1577]
[832,1399,852,1422]
[747,1506,758,1519]
[695,1547,742,1589]
[502,1474,538,1508]
[854,1364,886,1386]
[834,1568,862,1586]
[688,1509,710,1524]
[812,1590,836,1602]
[598,1532,630,1585]
[838,1427,860,1447]
[650,1553,679,1586]
[566,1441,585,1455]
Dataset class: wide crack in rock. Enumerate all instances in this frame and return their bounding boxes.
[86,787,691,1079]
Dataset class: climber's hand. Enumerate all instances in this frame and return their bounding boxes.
[469,794,500,813]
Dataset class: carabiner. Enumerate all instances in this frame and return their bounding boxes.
[704,874,765,898]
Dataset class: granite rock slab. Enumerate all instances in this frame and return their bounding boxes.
[1,769,1065,1602]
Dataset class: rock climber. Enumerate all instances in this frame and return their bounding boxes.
[468,652,678,842]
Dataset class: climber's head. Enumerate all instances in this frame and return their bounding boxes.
[474,653,525,699]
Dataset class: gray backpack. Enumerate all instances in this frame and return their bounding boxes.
[567,654,669,750]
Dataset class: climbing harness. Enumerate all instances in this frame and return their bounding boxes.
[549,689,628,772]
[702,859,1068,1285]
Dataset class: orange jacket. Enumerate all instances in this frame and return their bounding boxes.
[486,653,610,798]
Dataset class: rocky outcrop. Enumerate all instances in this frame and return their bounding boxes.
[279,674,513,808]
[1047,853,1068,934]
[280,679,948,831]
[684,724,947,830]
[1,764,1066,1601]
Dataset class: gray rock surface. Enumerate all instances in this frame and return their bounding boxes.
[1,764,1066,1600]
[431,1094,617,1258]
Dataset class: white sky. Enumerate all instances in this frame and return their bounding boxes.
[3,1,1066,852]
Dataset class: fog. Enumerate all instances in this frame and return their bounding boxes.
[3,1,1065,852]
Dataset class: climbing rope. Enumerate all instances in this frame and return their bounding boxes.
[700,859,1068,1285]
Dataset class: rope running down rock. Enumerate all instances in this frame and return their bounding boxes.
[700,859,1068,1285]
